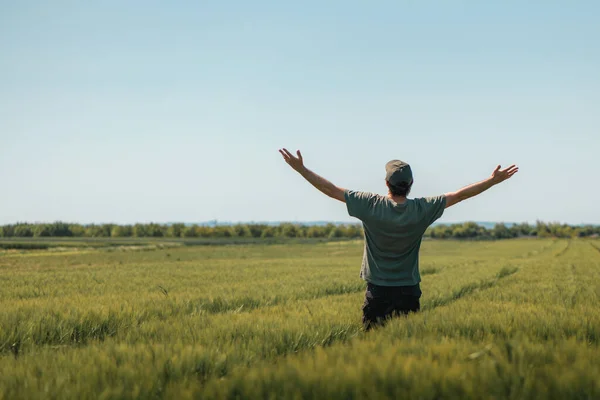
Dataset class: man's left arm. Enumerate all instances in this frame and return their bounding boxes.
[279,148,346,203]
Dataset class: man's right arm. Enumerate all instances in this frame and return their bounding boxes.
[445,165,519,208]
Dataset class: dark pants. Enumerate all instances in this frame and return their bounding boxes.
[362,282,421,331]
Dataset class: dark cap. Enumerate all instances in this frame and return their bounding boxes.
[385,160,413,186]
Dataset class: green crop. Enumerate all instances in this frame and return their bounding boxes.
[0,239,598,399]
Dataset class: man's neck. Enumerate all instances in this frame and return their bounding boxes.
[387,193,407,204]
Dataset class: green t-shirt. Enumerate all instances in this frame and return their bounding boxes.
[344,190,446,287]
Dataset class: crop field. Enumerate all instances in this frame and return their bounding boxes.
[1,238,599,399]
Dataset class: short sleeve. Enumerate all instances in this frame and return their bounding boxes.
[420,195,447,226]
[344,190,377,220]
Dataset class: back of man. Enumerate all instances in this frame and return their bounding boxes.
[345,190,446,329]
[278,147,518,331]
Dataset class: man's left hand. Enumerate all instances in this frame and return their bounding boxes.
[279,148,306,173]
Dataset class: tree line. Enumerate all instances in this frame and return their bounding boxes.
[426,222,600,239]
[0,221,598,240]
[0,222,362,239]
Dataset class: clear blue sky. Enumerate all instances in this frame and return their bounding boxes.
[1,1,599,225]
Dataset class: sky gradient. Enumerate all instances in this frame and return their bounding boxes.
[1,1,599,225]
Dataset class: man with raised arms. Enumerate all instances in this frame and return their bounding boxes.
[279,148,518,330]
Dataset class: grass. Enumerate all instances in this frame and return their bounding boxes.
[0,238,599,399]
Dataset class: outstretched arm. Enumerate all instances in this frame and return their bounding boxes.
[445,164,519,208]
[279,148,346,203]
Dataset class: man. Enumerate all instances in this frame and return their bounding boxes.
[278,148,519,330]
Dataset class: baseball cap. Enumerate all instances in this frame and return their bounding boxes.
[385,160,413,186]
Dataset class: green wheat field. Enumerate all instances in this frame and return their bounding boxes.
[1,238,599,399]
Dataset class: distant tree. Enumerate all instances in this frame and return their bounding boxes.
[306,226,327,238]
[545,223,571,238]
[111,225,132,237]
[576,225,595,237]
[342,224,363,238]
[0,225,13,237]
[247,224,266,238]
[510,223,533,237]
[33,224,52,237]
[45,222,73,237]
[98,224,113,237]
[69,224,86,237]
[260,226,277,238]
[452,222,483,239]
[297,225,310,238]
[83,224,109,237]
[429,225,454,239]
[132,224,149,237]
[145,223,165,237]
[328,226,345,239]
[323,224,336,237]
[13,224,34,237]
[231,224,252,238]
[212,226,233,238]
[536,221,551,238]
[280,223,299,238]
[182,225,199,238]
[166,223,186,238]
[195,226,213,238]
[493,223,515,239]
